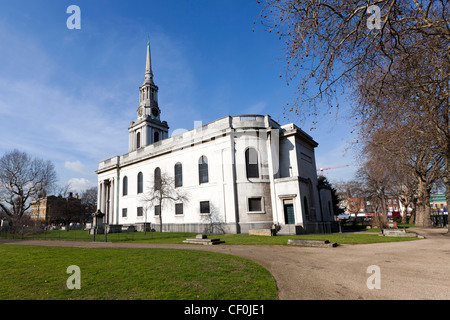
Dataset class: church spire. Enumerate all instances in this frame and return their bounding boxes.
[138,38,160,120]
[144,38,154,84]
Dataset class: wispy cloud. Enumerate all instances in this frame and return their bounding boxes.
[64,160,86,174]
[67,178,96,193]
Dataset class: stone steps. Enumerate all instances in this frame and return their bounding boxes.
[183,234,225,245]
[287,239,338,248]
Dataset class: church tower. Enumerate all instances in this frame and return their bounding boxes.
[129,41,169,152]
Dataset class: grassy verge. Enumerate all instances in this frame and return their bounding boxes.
[3,229,422,245]
[205,233,420,245]
[0,245,277,300]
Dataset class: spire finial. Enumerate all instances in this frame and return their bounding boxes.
[145,37,153,83]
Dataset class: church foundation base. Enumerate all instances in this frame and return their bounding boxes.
[124,221,336,235]
[278,222,335,235]
[151,223,236,234]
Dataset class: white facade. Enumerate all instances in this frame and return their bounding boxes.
[96,44,335,235]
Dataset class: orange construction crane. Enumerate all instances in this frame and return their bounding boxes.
[317,165,350,176]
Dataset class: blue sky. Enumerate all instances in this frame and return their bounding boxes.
[0,0,358,192]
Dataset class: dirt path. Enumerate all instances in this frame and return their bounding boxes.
[1,228,449,300]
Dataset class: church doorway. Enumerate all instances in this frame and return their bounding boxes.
[283,199,295,225]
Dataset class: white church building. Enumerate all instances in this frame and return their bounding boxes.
[96,43,335,235]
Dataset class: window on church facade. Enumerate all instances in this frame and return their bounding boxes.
[137,207,143,217]
[175,203,183,215]
[122,208,127,218]
[245,148,259,178]
[137,172,143,194]
[154,131,160,143]
[123,176,128,196]
[136,132,141,149]
[200,201,210,214]
[155,205,161,216]
[248,197,262,212]
[198,156,209,184]
[154,167,161,190]
[174,163,182,187]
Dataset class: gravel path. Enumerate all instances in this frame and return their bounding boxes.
[1,228,449,300]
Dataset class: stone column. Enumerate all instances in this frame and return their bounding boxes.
[109,178,114,225]
[97,181,103,211]
[101,180,107,215]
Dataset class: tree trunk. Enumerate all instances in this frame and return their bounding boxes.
[400,203,408,224]
[415,180,432,228]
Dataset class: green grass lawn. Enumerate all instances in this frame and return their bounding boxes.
[0,229,421,300]
[0,245,277,300]
[5,228,422,245]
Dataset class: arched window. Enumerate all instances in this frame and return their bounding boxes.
[154,167,161,191]
[122,176,128,196]
[154,131,160,143]
[137,172,143,194]
[198,156,209,184]
[136,132,141,149]
[245,148,259,178]
[174,162,182,188]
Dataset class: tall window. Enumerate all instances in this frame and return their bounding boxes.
[198,156,209,184]
[175,203,183,215]
[137,172,143,194]
[174,162,183,188]
[200,201,210,214]
[137,207,143,217]
[154,167,161,190]
[122,176,128,196]
[154,131,160,143]
[155,205,161,216]
[136,132,141,149]
[245,148,259,178]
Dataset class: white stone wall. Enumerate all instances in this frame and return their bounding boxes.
[97,115,331,234]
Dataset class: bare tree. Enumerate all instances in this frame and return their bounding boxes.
[361,126,443,227]
[355,41,450,223]
[0,150,57,225]
[257,0,449,122]
[140,171,189,233]
[357,152,394,229]
[335,179,366,219]
[389,168,417,224]
[258,1,450,219]
[80,186,98,215]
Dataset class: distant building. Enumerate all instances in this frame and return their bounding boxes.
[344,196,404,219]
[96,42,335,235]
[30,195,55,221]
[30,193,82,223]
